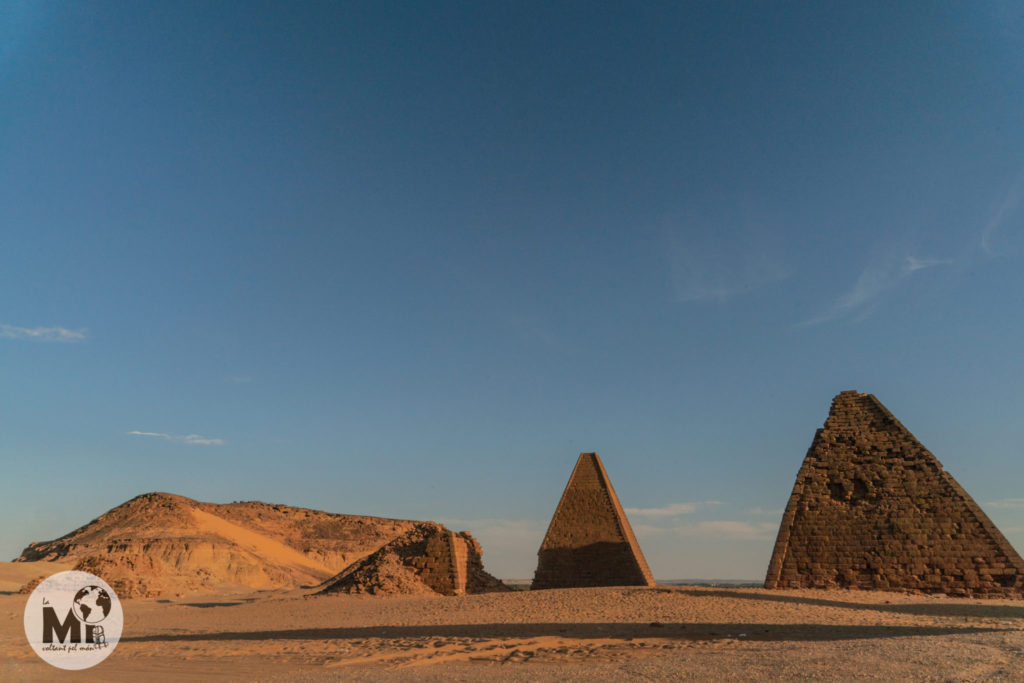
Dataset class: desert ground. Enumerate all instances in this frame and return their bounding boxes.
[3,563,1023,682]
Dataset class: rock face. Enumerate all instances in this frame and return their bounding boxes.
[15,493,419,598]
[532,453,655,590]
[316,522,509,596]
[765,391,1024,597]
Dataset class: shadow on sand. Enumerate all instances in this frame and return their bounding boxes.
[156,597,262,608]
[120,621,1010,644]
[667,589,1024,619]
[177,601,247,608]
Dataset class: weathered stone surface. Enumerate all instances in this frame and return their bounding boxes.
[765,391,1024,597]
[316,522,509,596]
[532,453,655,589]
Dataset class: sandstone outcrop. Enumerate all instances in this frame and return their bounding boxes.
[766,391,1024,597]
[15,492,419,598]
[316,522,509,596]
[532,453,655,589]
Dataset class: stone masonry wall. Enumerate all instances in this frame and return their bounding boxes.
[765,391,1024,597]
[415,531,459,595]
[412,528,506,595]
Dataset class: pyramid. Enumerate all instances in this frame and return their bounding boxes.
[765,391,1024,597]
[532,453,655,589]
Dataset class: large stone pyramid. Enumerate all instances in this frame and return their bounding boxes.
[532,452,655,589]
[765,391,1024,597]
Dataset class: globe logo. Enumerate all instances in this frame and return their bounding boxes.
[71,585,113,625]
[24,570,123,670]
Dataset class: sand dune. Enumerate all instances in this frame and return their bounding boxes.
[188,508,334,578]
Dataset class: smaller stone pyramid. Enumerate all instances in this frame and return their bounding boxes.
[532,453,655,589]
[765,391,1024,597]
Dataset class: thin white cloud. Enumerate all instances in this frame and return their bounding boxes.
[634,520,777,541]
[180,434,226,446]
[905,256,953,272]
[0,324,86,342]
[748,507,784,516]
[625,501,723,517]
[988,498,1024,509]
[669,244,788,303]
[696,520,777,539]
[800,254,952,326]
[127,430,226,446]
[981,170,1024,255]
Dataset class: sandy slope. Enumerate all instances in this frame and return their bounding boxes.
[3,584,1024,681]
[0,562,74,594]
[187,508,334,579]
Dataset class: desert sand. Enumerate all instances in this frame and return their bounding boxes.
[7,489,1023,680]
[4,567,1024,681]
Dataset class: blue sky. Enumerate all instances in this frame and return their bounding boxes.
[2,2,1023,579]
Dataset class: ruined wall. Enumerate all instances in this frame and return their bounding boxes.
[414,531,459,595]
[319,522,509,596]
[414,531,480,595]
[532,453,655,589]
[765,391,1024,597]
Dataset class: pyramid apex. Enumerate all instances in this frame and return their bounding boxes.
[833,389,869,400]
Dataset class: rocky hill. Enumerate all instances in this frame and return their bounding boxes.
[15,492,420,598]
